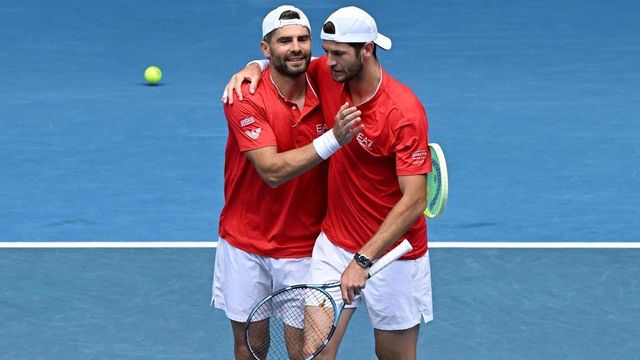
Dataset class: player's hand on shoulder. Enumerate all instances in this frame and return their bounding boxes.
[222,63,263,104]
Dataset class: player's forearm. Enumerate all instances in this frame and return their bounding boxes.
[253,129,340,187]
[247,59,269,72]
[255,144,324,188]
[358,188,426,260]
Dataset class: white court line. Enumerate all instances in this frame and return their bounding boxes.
[430,242,640,249]
[1,241,639,249]
[0,242,218,248]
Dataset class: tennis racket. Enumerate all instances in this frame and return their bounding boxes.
[424,143,449,219]
[244,239,413,360]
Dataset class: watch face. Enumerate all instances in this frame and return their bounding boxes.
[355,253,372,268]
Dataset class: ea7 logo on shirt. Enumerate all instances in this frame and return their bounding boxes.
[240,116,255,127]
[356,133,373,148]
[316,124,328,134]
[244,128,262,140]
[411,149,428,164]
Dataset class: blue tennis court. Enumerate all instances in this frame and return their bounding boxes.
[1,0,639,358]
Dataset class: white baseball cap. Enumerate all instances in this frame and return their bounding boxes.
[261,5,311,39]
[320,6,392,50]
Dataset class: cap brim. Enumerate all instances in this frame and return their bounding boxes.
[374,33,392,50]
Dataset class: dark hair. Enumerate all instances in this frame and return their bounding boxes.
[321,21,376,58]
[322,21,336,35]
[263,10,303,43]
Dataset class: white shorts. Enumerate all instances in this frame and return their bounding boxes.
[211,237,311,322]
[308,232,433,331]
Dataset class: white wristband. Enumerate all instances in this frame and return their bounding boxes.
[247,59,269,72]
[313,130,341,160]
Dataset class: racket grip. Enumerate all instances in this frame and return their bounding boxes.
[368,239,413,278]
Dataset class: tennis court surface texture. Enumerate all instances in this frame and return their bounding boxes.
[1,0,639,358]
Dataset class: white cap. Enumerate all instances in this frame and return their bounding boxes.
[320,6,392,50]
[261,5,311,39]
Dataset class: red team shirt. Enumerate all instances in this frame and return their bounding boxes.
[308,57,431,259]
[220,69,328,258]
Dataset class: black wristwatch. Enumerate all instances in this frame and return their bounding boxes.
[353,253,373,269]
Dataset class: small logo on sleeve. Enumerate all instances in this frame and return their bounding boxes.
[411,150,428,164]
[244,128,262,140]
[240,117,255,127]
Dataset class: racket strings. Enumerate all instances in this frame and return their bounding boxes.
[247,287,336,359]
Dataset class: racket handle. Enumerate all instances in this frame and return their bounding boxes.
[368,239,413,278]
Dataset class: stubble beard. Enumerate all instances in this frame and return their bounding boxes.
[271,51,311,79]
[331,58,363,83]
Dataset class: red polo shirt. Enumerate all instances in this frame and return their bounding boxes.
[308,57,430,259]
[219,69,328,258]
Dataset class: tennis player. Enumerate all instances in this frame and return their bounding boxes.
[211,5,363,359]
[223,6,433,359]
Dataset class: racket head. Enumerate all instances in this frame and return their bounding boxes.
[425,143,449,219]
[245,284,339,360]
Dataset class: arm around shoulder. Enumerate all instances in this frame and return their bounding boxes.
[223,61,267,104]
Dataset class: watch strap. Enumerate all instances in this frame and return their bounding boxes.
[354,253,373,269]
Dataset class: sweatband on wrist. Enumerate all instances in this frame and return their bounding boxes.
[313,130,341,160]
[246,59,269,72]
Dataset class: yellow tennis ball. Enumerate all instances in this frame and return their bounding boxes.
[144,66,162,85]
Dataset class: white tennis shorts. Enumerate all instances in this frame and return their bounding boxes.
[307,232,433,331]
[211,237,311,322]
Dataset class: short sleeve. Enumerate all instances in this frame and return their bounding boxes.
[392,107,431,176]
[223,90,277,152]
